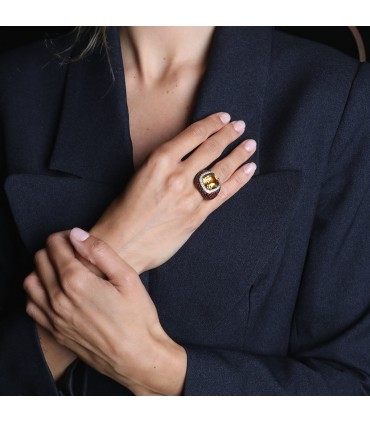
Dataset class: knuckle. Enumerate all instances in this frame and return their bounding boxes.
[148,149,171,170]
[155,142,172,157]
[70,277,85,296]
[46,233,58,249]
[53,293,71,317]
[60,264,83,293]
[60,265,76,285]
[123,269,139,287]
[170,171,187,193]
[206,139,222,156]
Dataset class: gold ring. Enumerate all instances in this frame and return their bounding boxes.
[193,169,221,200]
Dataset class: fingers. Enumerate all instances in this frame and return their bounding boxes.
[45,231,80,281]
[23,271,54,316]
[25,299,54,333]
[34,248,60,300]
[211,138,256,184]
[201,161,257,215]
[162,111,231,161]
[69,228,136,285]
[183,119,247,174]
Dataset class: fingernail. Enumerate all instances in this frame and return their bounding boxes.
[243,162,257,174]
[70,227,90,242]
[243,139,256,152]
[233,120,246,132]
[219,112,231,123]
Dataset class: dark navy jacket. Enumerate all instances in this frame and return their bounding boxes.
[1,26,370,395]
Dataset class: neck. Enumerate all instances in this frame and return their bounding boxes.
[119,26,216,84]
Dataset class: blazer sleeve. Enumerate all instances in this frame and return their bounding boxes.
[181,62,370,395]
[0,130,58,395]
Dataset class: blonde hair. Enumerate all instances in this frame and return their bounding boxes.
[49,26,114,79]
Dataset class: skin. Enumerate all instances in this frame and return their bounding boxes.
[24,27,258,392]
[25,229,187,395]
[118,26,219,169]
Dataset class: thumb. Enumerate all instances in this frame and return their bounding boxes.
[69,227,136,283]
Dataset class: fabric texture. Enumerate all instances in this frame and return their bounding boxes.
[0,26,370,395]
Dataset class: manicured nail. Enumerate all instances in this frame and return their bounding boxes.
[244,162,257,174]
[219,112,231,123]
[70,227,90,242]
[243,139,256,152]
[233,120,246,132]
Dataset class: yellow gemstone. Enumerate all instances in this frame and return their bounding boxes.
[202,173,219,190]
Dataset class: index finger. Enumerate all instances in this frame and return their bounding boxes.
[163,112,231,161]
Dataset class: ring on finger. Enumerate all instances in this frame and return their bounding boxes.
[193,169,221,200]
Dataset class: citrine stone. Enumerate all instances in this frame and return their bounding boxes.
[202,173,219,191]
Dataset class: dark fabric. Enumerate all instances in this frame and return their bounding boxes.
[0,26,370,395]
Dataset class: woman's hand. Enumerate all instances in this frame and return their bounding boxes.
[26,232,78,380]
[24,229,187,395]
[91,111,257,274]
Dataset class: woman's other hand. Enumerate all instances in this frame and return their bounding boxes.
[92,112,257,274]
[24,238,78,381]
[24,229,187,395]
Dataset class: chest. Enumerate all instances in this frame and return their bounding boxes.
[123,69,204,169]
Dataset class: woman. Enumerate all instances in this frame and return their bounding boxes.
[0,26,370,395]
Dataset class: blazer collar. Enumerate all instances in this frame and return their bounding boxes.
[49,26,272,187]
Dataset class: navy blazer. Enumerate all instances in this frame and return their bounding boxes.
[1,26,370,395]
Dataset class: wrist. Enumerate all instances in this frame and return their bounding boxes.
[127,326,187,396]
[90,222,146,275]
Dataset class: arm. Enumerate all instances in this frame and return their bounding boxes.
[24,229,187,396]
[25,112,255,384]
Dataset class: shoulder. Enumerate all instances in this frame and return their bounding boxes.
[0,31,74,76]
[269,28,370,125]
[0,32,75,115]
[271,28,362,76]
[270,28,370,102]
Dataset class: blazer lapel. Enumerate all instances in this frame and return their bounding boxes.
[48,26,134,188]
[185,26,272,175]
[48,26,272,186]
